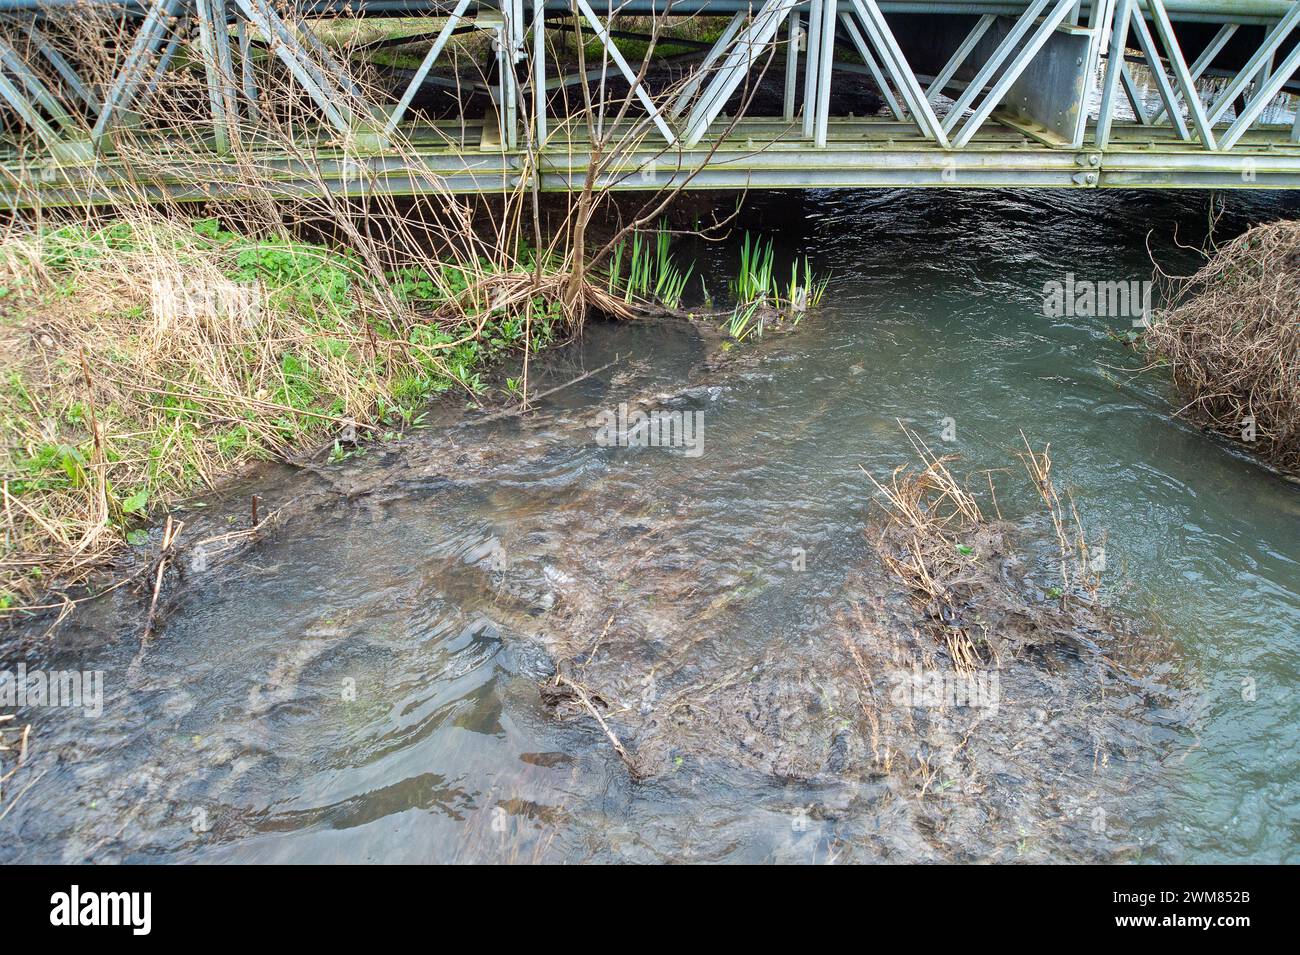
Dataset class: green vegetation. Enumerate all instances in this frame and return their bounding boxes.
[725,232,828,341]
[0,213,830,609]
[0,215,564,607]
[607,222,693,309]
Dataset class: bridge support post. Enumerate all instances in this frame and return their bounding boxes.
[953,5,1096,147]
[195,0,241,154]
[814,0,837,146]
[937,0,1079,147]
[783,10,800,122]
[801,0,823,139]
[1096,0,1133,148]
[534,0,547,144]
[1069,0,1115,148]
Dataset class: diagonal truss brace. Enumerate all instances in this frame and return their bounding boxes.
[939,0,1077,148]
[838,12,903,120]
[14,20,100,113]
[232,0,370,136]
[0,35,78,135]
[845,0,948,146]
[1119,64,1150,124]
[1126,3,1190,141]
[576,0,676,145]
[0,44,90,160]
[91,0,186,147]
[1126,4,1188,138]
[383,0,472,137]
[683,0,796,147]
[1206,4,1300,128]
[670,10,745,120]
[1220,28,1300,148]
[1147,21,1237,125]
[1135,0,1216,148]
[925,13,995,104]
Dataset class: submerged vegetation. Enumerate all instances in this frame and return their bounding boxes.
[1143,219,1300,475]
[865,430,1112,674]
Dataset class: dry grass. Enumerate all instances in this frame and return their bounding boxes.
[864,428,1106,673]
[1144,219,1300,473]
[0,211,495,605]
[862,429,988,672]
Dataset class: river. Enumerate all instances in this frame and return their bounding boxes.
[2,187,1297,863]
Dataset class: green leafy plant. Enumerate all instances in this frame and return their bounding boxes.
[607,221,694,309]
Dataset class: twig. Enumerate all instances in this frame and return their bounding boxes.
[136,515,184,669]
[0,767,47,825]
[552,672,640,778]
[472,357,621,425]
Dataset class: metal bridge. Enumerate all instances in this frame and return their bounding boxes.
[3,0,1300,205]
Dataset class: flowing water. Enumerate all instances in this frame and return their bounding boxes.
[2,188,1297,863]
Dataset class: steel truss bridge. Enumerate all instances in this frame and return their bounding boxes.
[2,0,1300,205]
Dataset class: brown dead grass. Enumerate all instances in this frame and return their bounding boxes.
[1144,219,1300,473]
[864,428,1107,673]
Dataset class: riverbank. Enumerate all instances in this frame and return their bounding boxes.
[0,213,570,609]
[0,209,817,612]
[1143,218,1300,475]
[1,188,1295,862]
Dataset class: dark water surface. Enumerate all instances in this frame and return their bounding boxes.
[2,188,1297,863]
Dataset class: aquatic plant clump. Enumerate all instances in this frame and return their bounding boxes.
[727,233,828,341]
[864,431,1118,674]
[1143,219,1300,473]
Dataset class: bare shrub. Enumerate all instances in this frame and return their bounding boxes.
[1144,219,1300,473]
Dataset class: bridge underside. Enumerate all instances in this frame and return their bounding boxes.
[2,0,1300,206]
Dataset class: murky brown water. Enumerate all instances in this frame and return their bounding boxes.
[2,188,1298,863]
